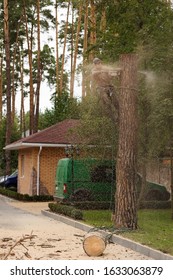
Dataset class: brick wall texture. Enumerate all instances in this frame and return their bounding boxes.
[18,147,65,196]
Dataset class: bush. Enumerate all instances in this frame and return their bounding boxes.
[32,195,54,202]
[0,187,53,201]
[144,189,170,201]
[48,202,83,220]
[69,201,114,210]
[139,200,171,209]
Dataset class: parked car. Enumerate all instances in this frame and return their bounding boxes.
[0,175,8,186]
[0,170,18,191]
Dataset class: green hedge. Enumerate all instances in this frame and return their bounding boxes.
[63,201,114,210]
[48,202,83,220]
[0,187,53,201]
[61,200,171,211]
[139,200,171,209]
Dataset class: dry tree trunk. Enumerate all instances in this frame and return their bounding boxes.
[114,53,138,230]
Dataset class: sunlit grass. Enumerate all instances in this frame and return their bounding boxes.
[83,209,173,255]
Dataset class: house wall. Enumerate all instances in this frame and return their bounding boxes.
[18,147,65,196]
[39,147,64,195]
[18,148,35,195]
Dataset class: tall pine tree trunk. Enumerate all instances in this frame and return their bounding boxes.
[82,0,88,99]
[70,3,83,98]
[11,14,23,124]
[59,1,70,95]
[4,0,11,175]
[89,0,96,62]
[33,0,41,133]
[114,53,138,230]
[19,49,26,136]
[100,8,106,32]
[70,2,74,98]
[0,57,3,121]
[55,0,59,96]
[23,0,35,135]
[170,146,173,219]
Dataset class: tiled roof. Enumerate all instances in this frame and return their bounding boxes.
[23,119,80,144]
[5,119,81,150]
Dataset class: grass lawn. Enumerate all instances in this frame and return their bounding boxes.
[83,209,173,256]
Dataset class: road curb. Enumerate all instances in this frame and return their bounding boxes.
[42,209,173,260]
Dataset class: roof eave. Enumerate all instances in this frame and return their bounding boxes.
[4,142,71,150]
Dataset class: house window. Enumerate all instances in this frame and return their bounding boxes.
[21,155,24,177]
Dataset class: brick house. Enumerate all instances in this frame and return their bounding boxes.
[4,119,80,196]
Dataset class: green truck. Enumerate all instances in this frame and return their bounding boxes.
[54,158,170,202]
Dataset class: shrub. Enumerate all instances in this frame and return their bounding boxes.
[70,201,114,210]
[0,187,53,201]
[139,200,171,209]
[32,195,53,202]
[48,202,83,220]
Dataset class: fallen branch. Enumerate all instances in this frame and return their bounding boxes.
[3,232,36,260]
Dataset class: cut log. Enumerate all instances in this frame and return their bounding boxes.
[83,232,107,257]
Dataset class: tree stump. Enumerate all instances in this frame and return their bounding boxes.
[83,232,107,257]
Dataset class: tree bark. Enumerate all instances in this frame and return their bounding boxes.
[170,145,173,219]
[82,0,89,99]
[59,1,70,95]
[70,3,83,98]
[100,8,106,32]
[114,53,138,230]
[4,0,11,175]
[0,57,3,121]
[33,0,41,133]
[23,0,35,135]
[19,49,26,136]
[70,2,74,98]
[89,0,97,62]
[55,0,59,96]
[11,13,23,124]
